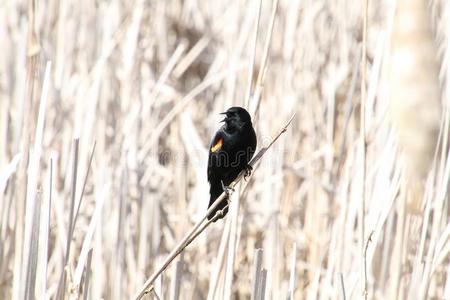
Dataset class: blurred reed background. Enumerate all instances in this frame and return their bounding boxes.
[0,0,449,299]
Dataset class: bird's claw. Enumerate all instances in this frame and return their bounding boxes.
[244,165,253,181]
[221,180,234,197]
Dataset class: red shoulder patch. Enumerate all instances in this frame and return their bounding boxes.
[211,138,223,152]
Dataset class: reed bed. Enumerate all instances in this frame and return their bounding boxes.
[0,0,449,299]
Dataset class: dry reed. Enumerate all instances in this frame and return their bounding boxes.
[0,0,449,299]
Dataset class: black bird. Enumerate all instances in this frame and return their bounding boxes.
[207,107,257,221]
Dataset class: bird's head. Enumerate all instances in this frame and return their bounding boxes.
[220,107,252,129]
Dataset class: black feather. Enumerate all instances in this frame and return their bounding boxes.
[207,107,257,221]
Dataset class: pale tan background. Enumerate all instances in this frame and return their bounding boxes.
[0,0,449,299]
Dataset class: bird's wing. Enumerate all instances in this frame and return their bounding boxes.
[207,131,224,182]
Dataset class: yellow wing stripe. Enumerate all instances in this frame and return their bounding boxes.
[211,138,223,152]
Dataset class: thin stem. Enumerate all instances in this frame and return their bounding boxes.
[361,0,369,298]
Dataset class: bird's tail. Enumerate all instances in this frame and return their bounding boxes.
[208,181,228,221]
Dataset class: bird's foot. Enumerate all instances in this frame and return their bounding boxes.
[221,180,234,197]
[217,209,225,219]
[244,165,253,181]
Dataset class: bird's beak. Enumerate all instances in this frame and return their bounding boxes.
[220,112,227,122]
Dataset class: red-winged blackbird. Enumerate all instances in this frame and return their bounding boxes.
[207,107,257,221]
